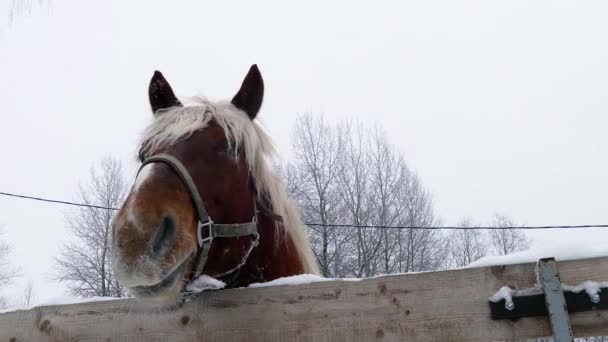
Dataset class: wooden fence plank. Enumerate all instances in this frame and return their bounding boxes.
[1,257,608,342]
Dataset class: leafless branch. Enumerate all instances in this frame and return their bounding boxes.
[54,156,127,298]
[284,115,445,277]
[489,213,530,256]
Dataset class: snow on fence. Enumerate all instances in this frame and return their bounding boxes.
[1,256,608,342]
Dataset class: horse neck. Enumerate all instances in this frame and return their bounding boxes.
[219,207,306,288]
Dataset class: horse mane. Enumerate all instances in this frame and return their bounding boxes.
[139,98,320,275]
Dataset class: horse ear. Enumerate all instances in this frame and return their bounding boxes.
[148,71,182,114]
[231,64,264,119]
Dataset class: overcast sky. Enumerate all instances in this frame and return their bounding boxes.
[1,0,607,304]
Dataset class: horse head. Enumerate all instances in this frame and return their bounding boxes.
[112,65,318,304]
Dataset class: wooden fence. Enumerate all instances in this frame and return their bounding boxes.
[1,256,608,342]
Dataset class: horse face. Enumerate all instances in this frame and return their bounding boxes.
[112,66,264,303]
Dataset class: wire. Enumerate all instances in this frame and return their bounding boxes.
[2,190,607,230]
[305,223,608,230]
[0,191,118,211]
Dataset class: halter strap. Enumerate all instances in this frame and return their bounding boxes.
[137,153,259,290]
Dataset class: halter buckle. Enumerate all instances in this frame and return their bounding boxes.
[196,218,214,247]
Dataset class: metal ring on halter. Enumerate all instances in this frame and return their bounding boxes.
[197,218,215,247]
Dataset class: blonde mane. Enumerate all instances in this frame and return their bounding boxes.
[139,98,319,275]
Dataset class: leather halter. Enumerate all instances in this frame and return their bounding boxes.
[137,154,259,293]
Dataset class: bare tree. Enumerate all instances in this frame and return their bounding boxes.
[394,172,446,273]
[22,279,36,307]
[362,125,444,275]
[0,227,19,307]
[489,213,530,256]
[284,114,351,277]
[366,125,408,275]
[285,115,444,277]
[8,0,49,23]
[54,157,128,297]
[337,121,376,277]
[447,218,488,267]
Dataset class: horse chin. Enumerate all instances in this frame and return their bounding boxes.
[126,258,190,305]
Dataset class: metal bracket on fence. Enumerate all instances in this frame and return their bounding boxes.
[489,257,608,338]
[537,257,574,342]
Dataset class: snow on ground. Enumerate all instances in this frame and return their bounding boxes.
[467,239,608,268]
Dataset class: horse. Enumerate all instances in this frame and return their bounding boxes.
[112,65,319,304]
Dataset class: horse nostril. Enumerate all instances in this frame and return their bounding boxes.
[152,215,175,256]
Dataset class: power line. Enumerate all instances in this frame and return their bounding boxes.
[305,223,608,230]
[1,190,607,230]
[0,191,118,211]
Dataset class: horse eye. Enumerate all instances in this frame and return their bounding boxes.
[225,145,238,158]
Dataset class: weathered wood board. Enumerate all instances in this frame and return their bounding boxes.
[1,257,608,342]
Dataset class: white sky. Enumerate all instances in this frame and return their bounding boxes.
[1,0,607,305]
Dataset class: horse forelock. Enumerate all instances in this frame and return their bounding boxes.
[138,98,320,275]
